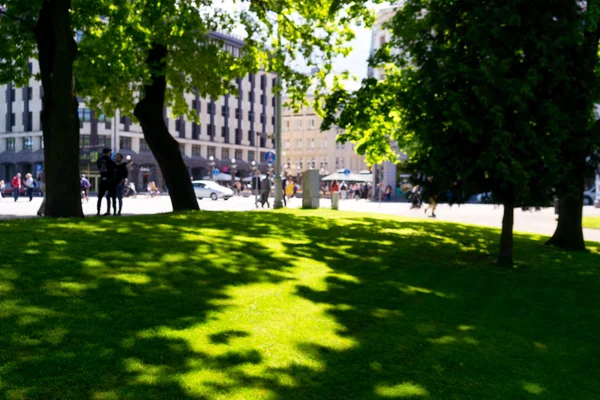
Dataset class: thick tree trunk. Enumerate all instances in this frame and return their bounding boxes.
[134,43,199,212]
[34,0,83,218]
[546,180,585,250]
[498,200,514,267]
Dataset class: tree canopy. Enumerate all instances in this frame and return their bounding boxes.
[324,0,600,264]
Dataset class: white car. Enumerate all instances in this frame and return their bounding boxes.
[584,187,596,206]
[192,180,234,201]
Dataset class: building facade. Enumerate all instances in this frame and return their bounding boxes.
[368,7,405,196]
[281,97,368,181]
[0,32,276,191]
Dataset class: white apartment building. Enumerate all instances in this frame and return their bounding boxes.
[367,6,406,196]
[281,97,368,181]
[0,32,276,191]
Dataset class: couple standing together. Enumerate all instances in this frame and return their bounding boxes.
[97,148,132,216]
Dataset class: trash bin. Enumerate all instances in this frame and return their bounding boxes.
[331,192,339,210]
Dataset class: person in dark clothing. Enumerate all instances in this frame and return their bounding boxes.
[97,148,117,216]
[114,153,132,216]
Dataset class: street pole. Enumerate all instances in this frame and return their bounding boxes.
[273,20,283,209]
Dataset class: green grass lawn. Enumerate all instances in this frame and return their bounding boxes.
[1,210,599,400]
[583,216,600,229]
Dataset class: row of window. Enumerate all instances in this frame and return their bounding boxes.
[284,138,331,150]
[283,119,317,131]
[284,158,346,170]
[4,136,38,152]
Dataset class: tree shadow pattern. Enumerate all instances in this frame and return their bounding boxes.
[0,211,599,399]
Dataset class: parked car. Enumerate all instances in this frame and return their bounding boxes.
[584,187,596,206]
[475,192,493,204]
[1,182,43,197]
[192,180,234,201]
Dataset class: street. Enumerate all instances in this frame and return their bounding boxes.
[1,195,600,241]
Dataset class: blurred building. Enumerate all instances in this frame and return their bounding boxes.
[0,32,275,191]
[369,6,407,197]
[281,96,368,181]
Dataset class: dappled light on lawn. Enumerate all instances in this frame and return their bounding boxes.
[0,210,599,399]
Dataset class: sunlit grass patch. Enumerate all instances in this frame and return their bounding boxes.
[583,216,600,229]
[0,210,598,399]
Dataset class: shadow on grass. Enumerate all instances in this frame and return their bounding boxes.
[0,210,599,399]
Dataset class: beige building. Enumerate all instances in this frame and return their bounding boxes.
[281,97,368,180]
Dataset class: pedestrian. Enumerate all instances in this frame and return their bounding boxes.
[424,193,438,218]
[340,181,348,200]
[114,153,132,216]
[11,173,21,202]
[330,180,339,196]
[24,173,34,201]
[260,173,271,208]
[385,185,392,201]
[0,180,5,199]
[96,148,117,216]
[81,174,91,202]
[37,168,46,216]
[285,177,294,205]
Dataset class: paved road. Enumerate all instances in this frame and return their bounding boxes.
[1,195,600,242]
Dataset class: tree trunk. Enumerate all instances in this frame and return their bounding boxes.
[546,180,585,250]
[34,0,83,218]
[134,42,199,212]
[498,200,514,267]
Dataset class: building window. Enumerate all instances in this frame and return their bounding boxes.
[207,103,214,114]
[10,113,15,127]
[179,143,186,155]
[260,114,266,124]
[272,116,276,126]
[78,108,92,128]
[207,146,216,158]
[80,135,91,147]
[140,138,150,152]
[192,99,201,112]
[272,97,276,107]
[235,108,241,119]
[248,150,255,162]
[235,128,242,145]
[40,136,44,149]
[248,92,254,102]
[120,136,132,150]
[22,137,33,151]
[192,144,201,157]
[222,148,230,160]
[284,121,290,131]
[248,112,254,122]
[235,149,243,161]
[249,74,254,84]
[97,113,111,129]
[284,139,289,149]
[260,94,266,105]
[221,126,227,138]
[221,105,227,117]
[295,120,302,130]
[260,75,266,90]
[310,138,315,149]
[98,135,111,147]
[272,78,277,88]
[207,124,213,136]
[192,123,200,140]
[309,119,315,129]
[295,139,302,149]
[27,62,33,74]
[23,111,33,131]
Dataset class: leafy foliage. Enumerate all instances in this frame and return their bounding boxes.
[326,0,596,209]
[75,0,375,121]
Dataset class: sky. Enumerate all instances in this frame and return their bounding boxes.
[217,0,388,91]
